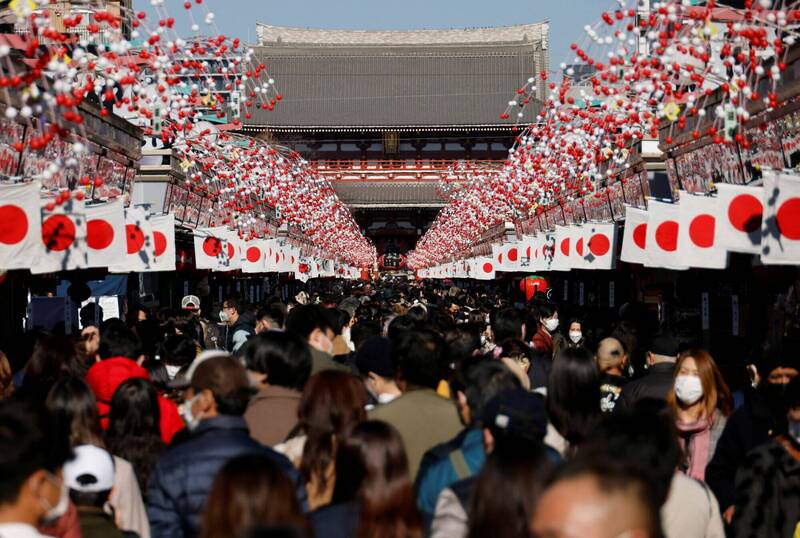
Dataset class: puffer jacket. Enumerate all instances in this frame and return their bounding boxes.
[146,415,306,538]
[86,357,184,444]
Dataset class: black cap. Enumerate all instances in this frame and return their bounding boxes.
[648,333,680,357]
[355,337,395,378]
[482,388,547,442]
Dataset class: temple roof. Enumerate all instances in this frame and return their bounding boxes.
[245,23,549,130]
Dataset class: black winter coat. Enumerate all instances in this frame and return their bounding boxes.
[146,415,305,538]
[705,390,784,511]
[614,362,675,412]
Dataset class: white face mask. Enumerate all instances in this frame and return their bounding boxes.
[543,318,559,332]
[219,310,230,323]
[179,393,203,430]
[165,364,182,380]
[569,331,583,343]
[789,419,800,445]
[40,473,69,524]
[674,375,704,405]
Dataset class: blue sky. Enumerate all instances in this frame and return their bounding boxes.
[136,0,610,72]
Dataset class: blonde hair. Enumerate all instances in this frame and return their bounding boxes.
[0,351,13,400]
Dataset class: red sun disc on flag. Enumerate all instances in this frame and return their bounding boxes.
[633,223,647,249]
[246,246,260,263]
[689,214,715,248]
[87,219,114,250]
[42,215,76,252]
[655,221,679,252]
[125,224,145,254]
[589,234,610,256]
[728,194,762,233]
[226,243,235,259]
[482,262,493,273]
[576,237,585,257]
[203,237,222,257]
[0,205,28,245]
[776,198,800,240]
[153,231,167,256]
[508,248,518,262]
[560,238,570,256]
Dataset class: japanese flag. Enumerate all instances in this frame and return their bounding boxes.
[194,227,229,271]
[502,241,523,272]
[540,232,556,272]
[473,257,496,280]
[242,239,266,273]
[109,207,169,273]
[677,192,728,269]
[645,201,688,270]
[582,222,617,270]
[552,226,575,271]
[761,171,800,265]
[33,198,89,274]
[0,180,43,271]
[716,183,763,254]
[220,229,243,272]
[620,206,648,265]
[85,199,126,269]
[149,214,176,272]
[263,239,281,272]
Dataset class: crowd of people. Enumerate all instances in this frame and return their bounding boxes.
[0,280,798,538]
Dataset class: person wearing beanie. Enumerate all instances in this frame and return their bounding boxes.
[616,333,680,413]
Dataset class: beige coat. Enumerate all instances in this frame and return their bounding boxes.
[244,385,302,447]
[110,456,149,538]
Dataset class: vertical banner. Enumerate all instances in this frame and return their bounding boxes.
[0,181,42,270]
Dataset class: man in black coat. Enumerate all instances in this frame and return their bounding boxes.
[706,353,799,523]
[614,333,679,413]
[147,353,305,538]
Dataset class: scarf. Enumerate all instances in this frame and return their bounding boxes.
[676,413,712,482]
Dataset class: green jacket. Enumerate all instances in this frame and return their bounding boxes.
[369,388,463,479]
[309,347,350,376]
[76,507,123,538]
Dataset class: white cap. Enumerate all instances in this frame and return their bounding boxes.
[64,445,115,493]
[181,295,201,310]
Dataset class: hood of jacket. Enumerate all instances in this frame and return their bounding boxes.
[86,357,148,411]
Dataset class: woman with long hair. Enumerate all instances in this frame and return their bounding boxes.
[45,377,150,538]
[546,346,602,456]
[18,335,87,403]
[312,420,422,538]
[467,440,554,538]
[200,454,309,538]
[275,370,368,510]
[666,349,733,482]
[106,378,167,495]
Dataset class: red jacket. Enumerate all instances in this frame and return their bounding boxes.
[86,357,183,444]
[531,326,554,357]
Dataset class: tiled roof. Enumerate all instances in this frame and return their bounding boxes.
[255,23,549,47]
[246,24,549,129]
[333,181,445,207]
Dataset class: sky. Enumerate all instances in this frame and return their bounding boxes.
[135,0,610,73]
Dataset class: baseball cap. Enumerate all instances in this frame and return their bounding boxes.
[173,352,253,401]
[355,337,394,378]
[181,295,201,310]
[168,349,232,389]
[64,445,115,493]
[482,388,547,442]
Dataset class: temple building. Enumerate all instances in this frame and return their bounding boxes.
[245,22,549,268]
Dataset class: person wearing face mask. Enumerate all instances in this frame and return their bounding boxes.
[0,401,72,538]
[286,305,350,376]
[148,353,305,538]
[553,317,586,359]
[666,349,733,483]
[705,352,799,524]
[354,336,402,409]
[219,297,255,355]
[731,376,800,538]
[531,302,558,357]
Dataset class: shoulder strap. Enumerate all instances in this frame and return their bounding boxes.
[449,449,471,480]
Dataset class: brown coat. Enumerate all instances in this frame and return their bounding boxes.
[244,385,302,447]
